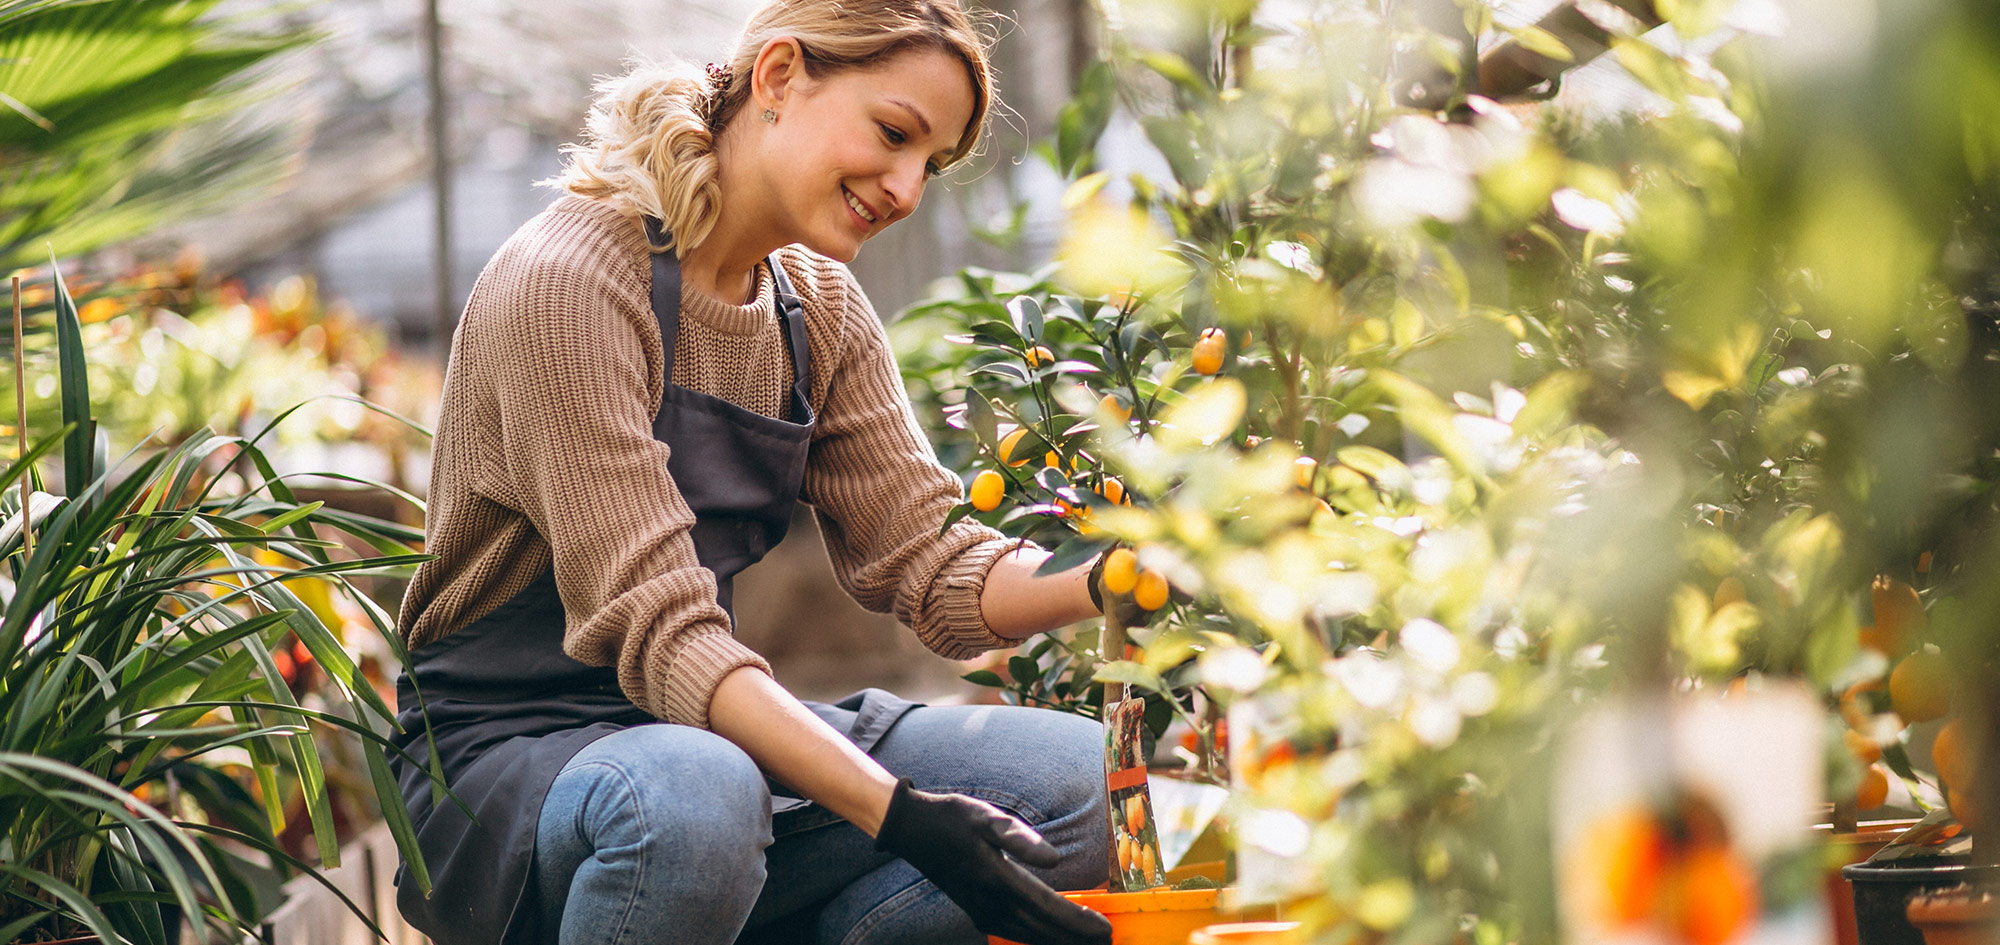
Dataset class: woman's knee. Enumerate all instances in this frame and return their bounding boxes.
[878,705,1104,822]
[549,724,773,855]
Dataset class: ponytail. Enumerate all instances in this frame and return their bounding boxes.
[552,62,728,254]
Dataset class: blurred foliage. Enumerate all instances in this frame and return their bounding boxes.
[0,0,310,269]
[0,264,432,944]
[4,257,440,494]
[895,0,2000,939]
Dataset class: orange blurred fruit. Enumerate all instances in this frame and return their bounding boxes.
[1660,846,1758,945]
[1594,810,1668,925]
[1869,576,1925,657]
[1856,764,1890,810]
[1933,718,1975,792]
[1133,570,1169,611]
[998,428,1033,467]
[1192,327,1226,375]
[1840,679,1883,730]
[1140,842,1157,879]
[1026,345,1054,368]
[1889,649,1952,724]
[1101,548,1140,596]
[1117,833,1135,873]
[1950,787,1984,832]
[1099,392,1131,424]
[969,469,1005,512]
[1125,795,1146,836]
[1098,476,1127,505]
[1844,729,1882,765]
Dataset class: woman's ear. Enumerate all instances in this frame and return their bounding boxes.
[750,37,808,115]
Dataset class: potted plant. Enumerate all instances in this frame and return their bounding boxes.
[0,265,432,943]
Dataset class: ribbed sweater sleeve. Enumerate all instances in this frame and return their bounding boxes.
[462,209,769,728]
[800,263,1023,659]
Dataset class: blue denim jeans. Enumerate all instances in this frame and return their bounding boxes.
[531,704,1108,945]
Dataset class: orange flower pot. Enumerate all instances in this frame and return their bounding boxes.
[1189,920,1304,944]
[989,887,1278,945]
[1906,886,1997,945]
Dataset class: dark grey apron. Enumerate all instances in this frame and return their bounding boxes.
[389,222,917,945]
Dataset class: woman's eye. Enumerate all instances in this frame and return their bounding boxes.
[925,161,943,179]
[880,123,906,146]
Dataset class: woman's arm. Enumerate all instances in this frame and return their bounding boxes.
[979,546,1099,640]
[706,666,896,833]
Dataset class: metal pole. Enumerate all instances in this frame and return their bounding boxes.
[424,0,454,363]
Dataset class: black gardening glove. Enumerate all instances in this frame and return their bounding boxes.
[1087,546,1173,628]
[874,778,1112,945]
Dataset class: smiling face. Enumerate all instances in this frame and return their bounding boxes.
[737,45,976,262]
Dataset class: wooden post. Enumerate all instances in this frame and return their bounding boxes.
[423,0,455,363]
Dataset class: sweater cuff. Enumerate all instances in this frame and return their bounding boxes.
[659,631,772,729]
[923,535,1023,659]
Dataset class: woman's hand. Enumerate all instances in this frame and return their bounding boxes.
[874,779,1113,945]
[705,668,1108,945]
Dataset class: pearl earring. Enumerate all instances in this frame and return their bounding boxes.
[761,108,777,123]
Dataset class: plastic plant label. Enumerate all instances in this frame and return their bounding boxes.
[1105,696,1167,891]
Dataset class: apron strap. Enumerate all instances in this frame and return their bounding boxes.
[642,217,685,387]
[769,258,812,398]
[641,216,810,402]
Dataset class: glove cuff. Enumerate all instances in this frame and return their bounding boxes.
[1087,548,1112,614]
[874,776,919,853]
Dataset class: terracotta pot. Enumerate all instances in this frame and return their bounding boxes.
[1188,920,1305,944]
[989,887,1278,945]
[1825,820,1924,945]
[1905,886,1997,945]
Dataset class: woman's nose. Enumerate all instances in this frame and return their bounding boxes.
[882,157,928,218]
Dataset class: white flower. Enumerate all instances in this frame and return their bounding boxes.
[1399,619,1462,675]
[1337,653,1404,709]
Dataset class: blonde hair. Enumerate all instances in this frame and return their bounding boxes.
[551,0,995,255]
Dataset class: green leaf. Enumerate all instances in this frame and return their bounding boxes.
[1052,61,1115,177]
[1140,115,1210,191]
[964,389,999,444]
[972,361,1033,384]
[1007,294,1045,343]
[48,259,94,511]
[937,501,974,536]
[962,669,1005,687]
[1009,655,1044,685]
[1035,533,1108,577]
[0,0,310,266]
[1095,660,1171,694]
[1507,24,1575,63]
[1134,51,1207,94]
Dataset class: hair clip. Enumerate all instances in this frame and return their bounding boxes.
[704,61,732,95]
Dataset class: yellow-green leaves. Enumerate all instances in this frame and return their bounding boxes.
[1057,201,1189,299]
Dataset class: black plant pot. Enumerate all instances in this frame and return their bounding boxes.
[1843,857,2000,945]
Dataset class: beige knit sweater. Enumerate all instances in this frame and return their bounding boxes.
[398,195,1022,729]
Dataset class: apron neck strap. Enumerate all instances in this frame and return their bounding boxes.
[642,217,811,399]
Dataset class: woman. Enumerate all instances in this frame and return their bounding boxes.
[388,3,1118,944]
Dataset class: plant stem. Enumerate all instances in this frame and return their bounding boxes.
[12,275,27,563]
